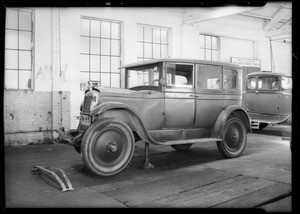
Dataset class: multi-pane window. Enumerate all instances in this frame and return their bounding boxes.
[199,34,219,61]
[137,25,169,61]
[5,9,33,89]
[80,17,121,90]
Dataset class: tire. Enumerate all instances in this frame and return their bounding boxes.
[259,123,268,130]
[171,144,193,151]
[217,117,247,158]
[81,118,135,176]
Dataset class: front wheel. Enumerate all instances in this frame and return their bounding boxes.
[217,117,247,158]
[81,118,135,176]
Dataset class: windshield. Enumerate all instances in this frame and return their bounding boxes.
[126,63,161,89]
[257,76,279,90]
[281,77,292,90]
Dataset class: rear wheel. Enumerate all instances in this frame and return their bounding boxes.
[217,117,247,158]
[171,144,193,151]
[81,118,135,176]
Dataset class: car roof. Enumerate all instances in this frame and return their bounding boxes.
[246,72,291,78]
[120,58,242,69]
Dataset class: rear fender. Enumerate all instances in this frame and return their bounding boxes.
[90,102,158,145]
[212,105,251,139]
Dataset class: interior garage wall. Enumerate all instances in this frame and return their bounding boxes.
[220,37,255,62]
[4,8,71,146]
[4,7,292,146]
[270,41,292,76]
[57,7,183,129]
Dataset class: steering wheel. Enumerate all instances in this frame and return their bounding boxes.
[151,79,159,86]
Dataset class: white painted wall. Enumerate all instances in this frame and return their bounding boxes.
[220,37,254,63]
[56,7,184,128]
[271,41,292,76]
[5,7,292,145]
[34,9,52,91]
[35,7,292,129]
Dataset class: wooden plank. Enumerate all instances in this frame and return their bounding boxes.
[103,168,240,207]
[152,176,275,208]
[213,183,291,208]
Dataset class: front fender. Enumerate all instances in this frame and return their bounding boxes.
[212,105,251,139]
[90,102,159,145]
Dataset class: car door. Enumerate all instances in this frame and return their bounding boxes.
[278,76,292,118]
[194,64,223,128]
[255,75,280,116]
[163,62,195,129]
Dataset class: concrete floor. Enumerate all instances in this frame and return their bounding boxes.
[4,125,292,211]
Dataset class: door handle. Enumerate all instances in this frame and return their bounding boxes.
[189,94,199,97]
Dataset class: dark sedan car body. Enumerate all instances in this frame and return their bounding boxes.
[242,72,292,129]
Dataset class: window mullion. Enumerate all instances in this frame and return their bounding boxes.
[17,10,20,89]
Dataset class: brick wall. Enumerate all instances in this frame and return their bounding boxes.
[4,90,70,146]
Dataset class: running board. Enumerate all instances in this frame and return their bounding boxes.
[31,166,74,192]
[159,138,222,146]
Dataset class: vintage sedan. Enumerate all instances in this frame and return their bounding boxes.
[58,58,251,176]
[242,72,292,130]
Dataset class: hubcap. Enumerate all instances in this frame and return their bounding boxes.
[231,129,239,143]
[92,127,127,167]
[225,122,242,151]
[106,142,118,153]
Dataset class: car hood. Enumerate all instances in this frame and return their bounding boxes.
[96,86,147,98]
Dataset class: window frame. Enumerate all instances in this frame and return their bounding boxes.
[281,76,292,90]
[199,34,219,61]
[257,76,280,91]
[246,76,257,91]
[80,16,122,90]
[164,62,195,90]
[222,67,239,93]
[5,8,34,90]
[195,63,222,93]
[137,24,170,61]
[125,62,163,89]
[246,75,283,92]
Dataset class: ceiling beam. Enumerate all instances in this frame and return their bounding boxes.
[239,12,288,24]
[265,27,291,37]
[263,8,290,31]
[184,6,259,24]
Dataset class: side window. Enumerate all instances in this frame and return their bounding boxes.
[246,77,257,90]
[223,68,237,89]
[197,64,222,90]
[257,77,279,90]
[281,77,292,90]
[166,63,193,88]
